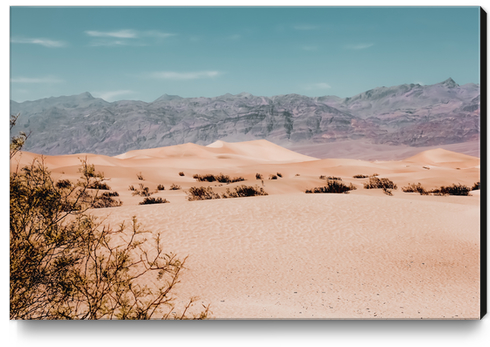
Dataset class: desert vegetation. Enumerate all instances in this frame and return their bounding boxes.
[169,183,182,190]
[193,173,245,184]
[305,180,356,194]
[402,182,472,196]
[353,174,369,179]
[131,183,152,197]
[10,115,209,320]
[137,172,145,180]
[139,197,169,205]
[472,182,480,190]
[256,173,263,180]
[187,185,268,201]
[157,184,165,191]
[269,174,278,180]
[363,177,397,190]
[88,180,111,190]
[179,171,185,176]
[276,173,283,178]
[221,185,268,198]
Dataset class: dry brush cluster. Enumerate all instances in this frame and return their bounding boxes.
[186,185,268,201]
[10,115,209,320]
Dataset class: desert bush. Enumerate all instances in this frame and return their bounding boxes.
[295,174,300,176]
[136,172,145,180]
[193,174,216,182]
[269,174,277,180]
[10,157,207,319]
[364,177,397,190]
[472,182,480,190]
[88,180,111,190]
[56,179,72,189]
[221,185,268,198]
[436,184,471,196]
[157,184,165,191]
[305,181,356,194]
[132,183,152,197]
[276,173,283,178]
[139,197,169,205]
[170,183,181,190]
[353,174,368,179]
[319,175,326,179]
[129,185,135,191]
[327,176,342,181]
[186,186,221,201]
[179,172,185,176]
[92,191,123,208]
[256,173,263,180]
[370,173,379,177]
[402,183,429,195]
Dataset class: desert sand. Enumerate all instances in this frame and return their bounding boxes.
[10,140,481,319]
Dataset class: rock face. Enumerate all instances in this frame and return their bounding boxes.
[10,78,480,156]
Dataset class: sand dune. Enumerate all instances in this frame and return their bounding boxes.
[10,140,481,319]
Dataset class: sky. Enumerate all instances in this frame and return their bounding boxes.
[9,6,481,102]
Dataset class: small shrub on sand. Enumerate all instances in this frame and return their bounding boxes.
[305,181,356,194]
[353,174,368,179]
[193,173,244,184]
[157,184,165,191]
[137,172,145,181]
[276,173,283,178]
[169,183,181,190]
[186,186,221,201]
[269,174,277,180]
[319,175,326,179]
[132,183,152,197]
[402,183,429,195]
[327,176,342,181]
[222,185,268,198]
[88,181,111,190]
[370,173,379,177]
[472,182,480,190]
[56,179,72,189]
[92,191,123,208]
[256,173,263,180]
[435,184,471,196]
[295,174,300,176]
[179,172,185,176]
[129,185,135,191]
[139,197,169,205]
[364,177,397,190]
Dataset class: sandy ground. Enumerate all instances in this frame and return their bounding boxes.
[10,140,481,319]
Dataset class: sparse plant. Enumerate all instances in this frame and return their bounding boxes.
[139,197,169,205]
[364,177,397,190]
[88,180,111,190]
[136,172,145,180]
[132,183,151,197]
[169,183,181,190]
[472,182,480,190]
[186,186,221,201]
[56,179,72,189]
[327,176,342,181]
[269,174,277,180]
[437,184,471,196]
[319,175,326,179]
[402,182,428,195]
[305,181,356,194]
[370,173,379,177]
[256,173,263,180]
[157,184,165,191]
[179,172,185,176]
[221,185,268,198]
[295,174,300,176]
[92,191,123,208]
[129,185,136,191]
[276,173,282,178]
[353,174,369,179]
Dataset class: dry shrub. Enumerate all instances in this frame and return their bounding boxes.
[472,182,480,190]
[136,172,145,180]
[92,191,123,208]
[364,177,397,190]
[169,183,181,190]
[353,174,368,179]
[269,174,277,180]
[139,197,169,205]
[222,185,268,198]
[305,180,356,194]
[276,173,283,178]
[132,183,152,197]
[255,173,263,180]
[186,186,221,201]
[88,180,111,190]
[179,172,185,176]
[157,184,165,191]
[402,183,429,195]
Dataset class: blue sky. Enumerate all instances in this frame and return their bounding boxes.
[10,6,481,102]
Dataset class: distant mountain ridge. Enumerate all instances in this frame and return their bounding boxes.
[10,78,480,157]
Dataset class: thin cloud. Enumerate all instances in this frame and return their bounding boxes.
[85,29,138,38]
[301,45,319,51]
[11,37,65,47]
[149,71,222,80]
[11,77,63,84]
[303,82,332,90]
[94,90,135,101]
[345,43,374,50]
[293,25,320,31]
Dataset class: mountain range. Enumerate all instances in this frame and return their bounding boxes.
[10,78,480,159]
